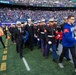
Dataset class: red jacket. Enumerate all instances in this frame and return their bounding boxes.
[55,31,62,40]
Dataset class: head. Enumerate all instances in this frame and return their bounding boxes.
[16,21,21,28]
[63,17,68,23]
[53,20,58,25]
[49,21,54,27]
[41,21,45,26]
[38,21,41,26]
[67,15,75,25]
[4,24,7,27]
[27,19,31,24]
[48,18,54,26]
[41,19,45,26]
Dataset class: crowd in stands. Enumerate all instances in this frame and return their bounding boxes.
[0,0,76,7]
[0,8,76,24]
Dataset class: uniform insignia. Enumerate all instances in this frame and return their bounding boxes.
[64,29,69,33]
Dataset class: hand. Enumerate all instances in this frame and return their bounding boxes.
[75,37,76,39]
[48,41,52,44]
[58,35,60,37]
[37,38,40,41]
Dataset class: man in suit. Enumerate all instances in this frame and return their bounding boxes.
[14,21,25,58]
[25,19,34,51]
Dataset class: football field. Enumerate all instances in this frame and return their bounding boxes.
[0,36,76,75]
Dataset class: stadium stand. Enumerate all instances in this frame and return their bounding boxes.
[0,0,76,7]
[0,8,76,24]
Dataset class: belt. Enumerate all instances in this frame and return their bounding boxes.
[48,35,53,37]
[41,32,44,34]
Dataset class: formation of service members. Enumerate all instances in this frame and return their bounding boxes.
[7,15,76,72]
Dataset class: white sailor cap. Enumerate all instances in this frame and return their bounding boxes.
[54,19,57,22]
[64,17,68,20]
[41,19,45,22]
[24,21,27,25]
[38,20,41,23]
[16,21,21,25]
[27,18,31,21]
[49,18,54,22]
[34,21,37,24]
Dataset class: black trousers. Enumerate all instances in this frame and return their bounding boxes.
[4,31,7,39]
[0,37,5,48]
[11,35,14,42]
[59,46,76,68]
[16,41,23,57]
[27,36,33,51]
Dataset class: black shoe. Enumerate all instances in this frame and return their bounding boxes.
[17,51,19,53]
[43,54,45,56]
[38,47,41,49]
[20,56,23,59]
[30,49,33,51]
[56,49,58,51]
[53,59,57,63]
[3,46,5,48]
[46,56,48,59]
[66,58,71,61]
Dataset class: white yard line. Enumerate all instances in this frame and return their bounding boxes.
[22,57,30,71]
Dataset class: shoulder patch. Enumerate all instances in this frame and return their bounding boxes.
[63,29,69,33]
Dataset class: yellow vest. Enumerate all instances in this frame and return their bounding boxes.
[6,26,8,31]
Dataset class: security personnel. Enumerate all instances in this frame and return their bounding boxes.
[33,22,38,46]
[14,21,25,58]
[37,21,41,49]
[25,19,34,51]
[53,19,61,51]
[46,18,58,61]
[39,19,47,57]
[58,15,76,72]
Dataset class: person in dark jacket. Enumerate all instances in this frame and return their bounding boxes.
[58,15,76,72]
[14,21,25,58]
[37,21,41,49]
[45,18,58,61]
[9,24,15,43]
[25,19,34,51]
[33,22,38,46]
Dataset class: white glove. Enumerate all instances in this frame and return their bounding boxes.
[34,35,37,38]
[37,38,40,41]
[58,34,60,37]
[48,41,52,44]
[75,37,76,39]
[24,36,26,38]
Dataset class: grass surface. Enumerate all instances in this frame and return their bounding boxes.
[0,37,76,75]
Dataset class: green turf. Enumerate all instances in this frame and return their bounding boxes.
[0,36,6,62]
[0,36,7,75]
[0,38,76,75]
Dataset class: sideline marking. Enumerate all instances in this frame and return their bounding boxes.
[0,62,6,71]
[2,55,7,61]
[22,57,30,71]
[3,51,7,55]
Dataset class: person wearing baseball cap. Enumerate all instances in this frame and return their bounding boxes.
[14,21,25,58]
